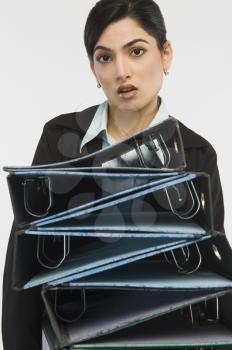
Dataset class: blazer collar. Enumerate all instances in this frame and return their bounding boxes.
[53,105,208,151]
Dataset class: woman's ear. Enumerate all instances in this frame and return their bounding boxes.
[90,60,96,78]
[162,40,173,72]
[90,60,101,88]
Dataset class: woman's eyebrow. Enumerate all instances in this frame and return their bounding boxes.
[93,38,149,54]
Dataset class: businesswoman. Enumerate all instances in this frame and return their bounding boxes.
[2,0,225,349]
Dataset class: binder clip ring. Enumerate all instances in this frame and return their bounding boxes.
[163,246,190,265]
[165,243,202,275]
[134,133,171,168]
[165,181,200,220]
[37,235,70,269]
[149,133,171,167]
[23,177,52,217]
[54,288,86,323]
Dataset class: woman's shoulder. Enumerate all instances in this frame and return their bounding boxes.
[43,104,99,134]
[176,119,219,174]
[33,105,100,164]
[177,119,217,156]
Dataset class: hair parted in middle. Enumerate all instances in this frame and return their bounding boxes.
[84,0,167,62]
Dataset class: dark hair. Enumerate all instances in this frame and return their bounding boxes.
[84,0,167,62]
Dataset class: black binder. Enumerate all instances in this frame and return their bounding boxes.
[41,235,232,349]
[4,117,186,171]
[4,117,230,349]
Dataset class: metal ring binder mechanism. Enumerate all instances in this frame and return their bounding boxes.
[54,288,86,323]
[23,177,52,217]
[164,181,201,220]
[169,243,202,275]
[4,117,232,349]
[134,133,171,168]
[37,235,70,269]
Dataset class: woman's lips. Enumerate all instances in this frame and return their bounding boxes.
[118,89,138,99]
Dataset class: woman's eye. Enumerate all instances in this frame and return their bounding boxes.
[96,48,145,63]
[131,48,145,57]
[96,55,111,63]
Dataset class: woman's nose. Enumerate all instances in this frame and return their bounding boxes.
[115,56,131,81]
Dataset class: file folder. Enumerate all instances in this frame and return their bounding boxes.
[32,170,213,238]
[12,233,212,290]
[6,168,185,228]
[10,167,215,292]
[43,289,232,349]
[4,115,230,350]
[4,117,186,171]
[44,317,232,349]
[8,169,213,240]
[41,235,232,349]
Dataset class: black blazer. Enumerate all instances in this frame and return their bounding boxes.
[2,105,225,350]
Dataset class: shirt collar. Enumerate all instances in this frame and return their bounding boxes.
[80,100,108,153]
[149,96,170,127]
[80,96,169,152]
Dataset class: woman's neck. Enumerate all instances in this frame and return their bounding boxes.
[107,96,160,141]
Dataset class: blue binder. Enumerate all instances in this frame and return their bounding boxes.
[13,232,212,290]
[3,117,186,171]
[4,117,230,349]
[41,235,232,349]
[6,168,186,228]
[6,169,213,239]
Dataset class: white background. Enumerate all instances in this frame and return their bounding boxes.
[0,1,232,349]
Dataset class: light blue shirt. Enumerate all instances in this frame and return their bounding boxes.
[80,96,170,167]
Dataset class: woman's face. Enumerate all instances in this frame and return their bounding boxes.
[90,17,173,113]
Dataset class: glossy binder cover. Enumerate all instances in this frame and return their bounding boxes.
[43,236,232,349]
[3,117,186,171]
[43,290,232,349]
[8,169,213,238]
[42,235,232,349]
[30,169,212,238]
[6,168,185,228]
[12,233,211,290]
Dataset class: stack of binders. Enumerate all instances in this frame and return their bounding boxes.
[4,118,232,349]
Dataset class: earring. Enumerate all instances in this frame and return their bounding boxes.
[164,70,170,76]
[97,82,101,88]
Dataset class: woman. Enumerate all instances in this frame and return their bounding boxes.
[2,0,225,349]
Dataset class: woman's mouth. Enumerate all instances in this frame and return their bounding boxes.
[117,84,138,99]
[119,89,138,99]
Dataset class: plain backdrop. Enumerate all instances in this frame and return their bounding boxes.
[0,1,232,349]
